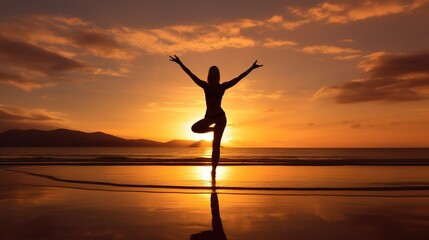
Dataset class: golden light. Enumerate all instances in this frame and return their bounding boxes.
[191,132,214,141]
[193,166,228,186]
[221,128,232,144]
[202,147,212,158]
[178,111,234,145]
[196,166,212,184]
[182,123,233,145]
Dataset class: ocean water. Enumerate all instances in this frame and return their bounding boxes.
[1,147,428,163]
[2,148,429,239]
[1,147,429,193]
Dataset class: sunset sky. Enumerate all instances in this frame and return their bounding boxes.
[0,0,428,147]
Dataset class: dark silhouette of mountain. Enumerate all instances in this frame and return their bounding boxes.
[164,139,212,147]
[127,139,164,147]
[189,140,212,147]
[0,129,211,147]
[164,139,195,147]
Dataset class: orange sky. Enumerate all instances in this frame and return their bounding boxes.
[0,0,428,147]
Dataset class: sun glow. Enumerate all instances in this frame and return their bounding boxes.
[180,114,233,145]
[194,166,228,186]
[197,166,213,183]
[184,129,232,146]
[191,132,214,142]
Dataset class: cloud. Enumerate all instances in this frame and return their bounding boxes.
[71,29,137,59]
[289,0,428,24]
[261,14,310,31]
[334,54,361,60]
[0,35,86,73]
[0,16,136,60]
[1,1,424,91]
[0,16,131,90]
[0,35,89,91]
[0,104,69,131]
[282,20,311,30]
[115,19,261,54]
[302,45,361,54]
[314,52,429,103]
[0,15,261,57]
[300,44,362,60]
[0,34,122,91]
[0,68,51,91]
[0,14,256,90]
[263,38,297,48]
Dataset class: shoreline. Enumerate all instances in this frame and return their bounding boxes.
[1,157,429,166]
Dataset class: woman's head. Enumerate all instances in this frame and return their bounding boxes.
[208,66,220,84]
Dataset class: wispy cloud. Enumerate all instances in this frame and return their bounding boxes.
[114,16,292,54]
[0,104,69,131]
[117,25,257,54]
[0,13,300,58]
[0,35,88,91]
[263,38,297,48]
[302,45,361,54]
[0,13,294,90]
[300,44,362,60]
[0,35,86,73]
[71,29,137,59]
[0,16,136,60]
[1,0,425,91]
[314,51,429,103]
[334,54,361,60]
[0,16,134,90]
[289,0,428,24]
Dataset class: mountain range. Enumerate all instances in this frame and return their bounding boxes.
[0,129,211,147]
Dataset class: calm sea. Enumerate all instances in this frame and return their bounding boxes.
[1,147,429,191]
[1,147,428,161]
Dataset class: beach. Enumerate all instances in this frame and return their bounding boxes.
[1,149,429,240]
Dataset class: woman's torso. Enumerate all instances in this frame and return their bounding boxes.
[204,84,225,118]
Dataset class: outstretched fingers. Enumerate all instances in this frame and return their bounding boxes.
[169,55,181,63]
[252,60,263,69]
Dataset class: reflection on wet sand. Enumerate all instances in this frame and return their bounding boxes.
[2,167,429,240]
[190,178,227,240]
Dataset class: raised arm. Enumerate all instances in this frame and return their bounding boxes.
[222,60,263,89]
[169,55,207,88]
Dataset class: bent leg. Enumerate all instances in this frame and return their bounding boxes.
[211,116,226,175]
[192,118,214,133]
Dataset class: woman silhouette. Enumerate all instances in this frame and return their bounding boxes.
[170,55,262,176]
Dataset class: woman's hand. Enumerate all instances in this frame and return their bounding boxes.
[169,55,182,64]
[251,60,263,70]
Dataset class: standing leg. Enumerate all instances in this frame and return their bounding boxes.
[211,116,226,177]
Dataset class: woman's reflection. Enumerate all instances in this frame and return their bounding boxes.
[190,179,227,240]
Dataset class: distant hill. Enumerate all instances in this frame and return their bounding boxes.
[189,140,212,147]
[163,139,196,147]
[0,129,211,147]
[164,139,211,147]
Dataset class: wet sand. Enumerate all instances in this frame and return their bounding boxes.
[1,166,429,240]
